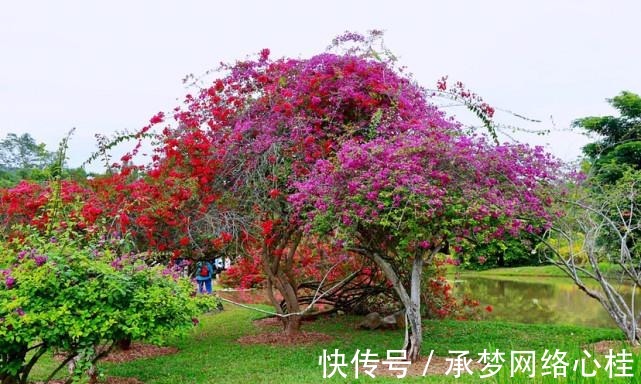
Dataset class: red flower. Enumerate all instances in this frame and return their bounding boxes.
[215,79,224,92]
[268,189,280,199]
[211,238,223,249]
[260,48,270,61]
[221,231,233,243]
[485,305,493,313]
[179,237,190,246]
[150,112,165,124]
[261,220,274,236]
[119,212,130,227]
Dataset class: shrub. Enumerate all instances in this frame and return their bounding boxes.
[219,256,265,289]
[0,221,217,384]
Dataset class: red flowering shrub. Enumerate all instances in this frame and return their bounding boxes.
[421,260,483,321]
[219,256,265,289]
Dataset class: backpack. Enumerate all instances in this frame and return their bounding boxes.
[199,262,209,277]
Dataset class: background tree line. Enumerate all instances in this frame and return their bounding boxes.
[0,132,87,187]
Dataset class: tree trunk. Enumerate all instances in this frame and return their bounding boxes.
[261,230,304,337]
[283,315,302,335]
[263,272,304,335]
[116,338,132,351]
[1,348,26,384]
[1,375,18,384]
[368,251,423,362]
[277,272,303,335]
[405,256,424,361]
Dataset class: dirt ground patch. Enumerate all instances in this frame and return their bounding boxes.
[253,316,282,327]
[586,340,639,355]
[35,378,144,384]
[54,342,179,364]
[100,343,179,363]
[238,331,333,345]
[252,315,320,328]
[357,354,484,378]
[101,378,145,384]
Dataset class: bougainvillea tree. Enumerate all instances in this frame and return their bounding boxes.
[106,32,559,354]
[291,131,558,359]
[130,32,460,335]
[114,34,421,333]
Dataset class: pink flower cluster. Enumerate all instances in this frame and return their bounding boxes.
[150,32,560,258]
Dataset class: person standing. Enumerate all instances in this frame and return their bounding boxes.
[214,257,224,278]
[195,259,214,294]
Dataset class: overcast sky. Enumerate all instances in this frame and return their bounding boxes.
[1,0,640,170]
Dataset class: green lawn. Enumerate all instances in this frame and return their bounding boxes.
[28,304,640,383]
[461,265,570,278]
[452,264,623,280]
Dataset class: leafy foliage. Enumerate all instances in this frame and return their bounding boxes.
[0,133,53,171]
[0,185,215,384]
[0,132,88,188]
[573,92,641,259]
[461,235,541,270]
[575,91,641,183]
[0,133,54,188]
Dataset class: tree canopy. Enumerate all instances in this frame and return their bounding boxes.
[126,32,560,359]
[0,133,53,171]
[574,91,641,183]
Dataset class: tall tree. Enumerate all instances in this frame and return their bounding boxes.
[574,91,641,252]
[548,92,641,345]
[574,91,641,183]
[544,170,641,345]
[122,32,558,360]
[294,131,558,360]
[0,133,53,170]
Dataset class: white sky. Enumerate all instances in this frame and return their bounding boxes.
[1,0,640,170]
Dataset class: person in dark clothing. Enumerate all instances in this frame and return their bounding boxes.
[195,260,214,294]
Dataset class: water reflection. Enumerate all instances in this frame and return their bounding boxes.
[453,276,641,328]
[217,278,640,329]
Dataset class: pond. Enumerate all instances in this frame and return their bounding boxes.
[453,275,641,328]
[217,275,641,329]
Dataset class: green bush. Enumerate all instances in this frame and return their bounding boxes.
[461,236,543,270]
[0,224,217,384]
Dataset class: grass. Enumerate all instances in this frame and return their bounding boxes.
[27,304,640,383]
[452,263,624,281]
[462,265,571,278]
